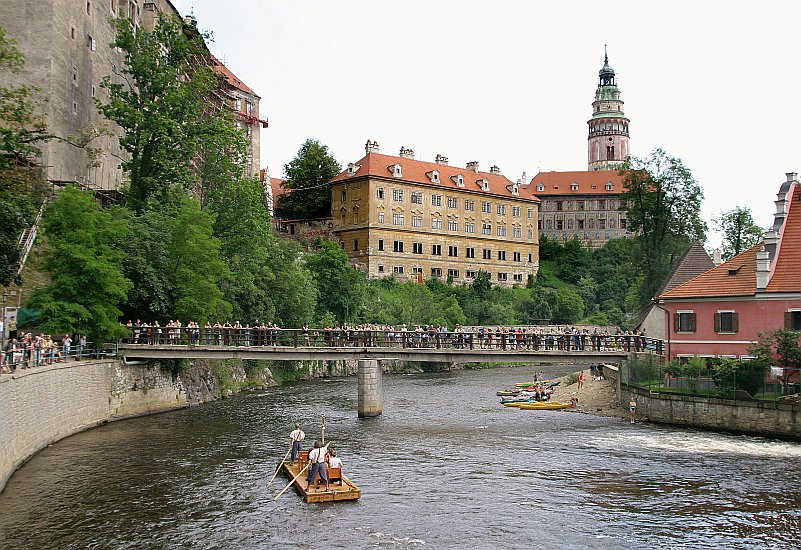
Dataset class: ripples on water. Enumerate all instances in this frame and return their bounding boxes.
[0,366,800,549]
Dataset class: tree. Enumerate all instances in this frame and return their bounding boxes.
[304,239,366,322]
[621,149,707,308]
[98,15,245,213]
[553,287,584,324]
[750,329,801,375]
[28,187,132,342]
[278,139,341,219]
[713,206,763,260]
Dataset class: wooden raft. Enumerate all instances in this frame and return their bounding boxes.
[281,451,361,503]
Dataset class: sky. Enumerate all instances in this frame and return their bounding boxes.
[172,0,800,248]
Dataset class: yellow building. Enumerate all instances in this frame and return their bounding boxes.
[330,142,540,287]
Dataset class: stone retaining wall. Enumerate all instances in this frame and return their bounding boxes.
[0,360,187,493]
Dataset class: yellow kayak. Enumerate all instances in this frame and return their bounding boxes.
[518,402,573,410]
[502,401,534,407]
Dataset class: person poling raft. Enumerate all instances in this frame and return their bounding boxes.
[274,415,361,503]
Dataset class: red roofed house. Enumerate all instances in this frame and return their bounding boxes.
[329,141,540,287]
[657,173,801,366]
[528,49,631,247]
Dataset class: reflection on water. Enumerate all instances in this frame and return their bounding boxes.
[0,366,800,549]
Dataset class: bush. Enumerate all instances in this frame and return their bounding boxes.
[712,357,768,397]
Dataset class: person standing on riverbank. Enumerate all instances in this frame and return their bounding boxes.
[629,396,637,423]
[577,370,584,391]
[289,424,305,463]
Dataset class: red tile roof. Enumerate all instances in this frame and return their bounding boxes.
[661,243,762,299]
[211,56,258,97]
[331,152,539,202]
[527,170,625,195]
[270,177,288,199]
[766,184,801,292]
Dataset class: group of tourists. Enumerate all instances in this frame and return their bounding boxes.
[124,319,649,353]
[288,423,343,491]
[1,333,87,373]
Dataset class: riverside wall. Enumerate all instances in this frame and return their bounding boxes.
[0,360,188,493]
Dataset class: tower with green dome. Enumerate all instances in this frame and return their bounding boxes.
[587,47,630,171]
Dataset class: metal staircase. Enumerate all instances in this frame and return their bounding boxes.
[16,199,47,278]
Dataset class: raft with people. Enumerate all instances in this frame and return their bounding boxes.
[280,452,361,503]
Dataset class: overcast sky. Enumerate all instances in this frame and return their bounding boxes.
[172,0,799,248]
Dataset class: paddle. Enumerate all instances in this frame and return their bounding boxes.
[274,463,310,501]
[321,414,325,446]
[267,448,292,487]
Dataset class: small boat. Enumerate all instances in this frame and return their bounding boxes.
[517,401,573,411]
[496,389,521,396]
[282,452,361,503]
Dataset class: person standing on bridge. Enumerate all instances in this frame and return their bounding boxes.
[289,423,305,463]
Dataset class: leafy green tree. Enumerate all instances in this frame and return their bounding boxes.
[265,239,317,326]
[713,206,764,260]
[553,287,584,324]
[278,139,341,219]
[712,357,768,397]
[749,329,801,374]
[167,197,230,322]
[98,15,245,213]
[304,239,366,322]
[576,275,598,316]
[559,237,590,284]
[28,187,132,342]
[621,149,707,308]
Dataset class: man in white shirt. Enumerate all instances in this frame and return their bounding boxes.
[289,423,305,463]
[306,440,329,489]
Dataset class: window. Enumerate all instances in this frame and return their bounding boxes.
[431,268,443,277]
[353,240,359,251]
[72,101,78,114]
[378,239,384,251]
[413,242,423,254]
[620,218,627,229]
[528,253,533,263]
[786,310,801,330]
[466,247,475,258]
[71,27,76,39]
[432,218,443,230]
[88,35,97,51]
[412,215,423,228]
[715,311,738,333]
[448,245,458,257]
[482,223,492,235]
[598,199,606,210]
[393,241,404,253]
[674,312,696,333]
[447,197,458,209]
[378,265,385,273]
[393,266,404,274]
[431,194,442,207]
[411,192,423,204]
[512,206,520,217]
[497,225,507,237]
[341,190,346,202]
[497,204,506,215]
[392,213,404,226]
[432,244,442,256]
[448,220,458,231]
[577,200,585,211]
[497,273,508,282]
[605,183,614,191]
[392,189,404,202]
[599,219,606,229]
[448,269,459,279]
[497,250,506,261]
[513,252,521,262]
[378,212,385,224]
[571,183,579,191]
[86,1,91,15]
[528,228,534,240]
[512,227,522,239]
[412,266,423,275]
[481,201,492,213]
[556,201,563,211]
[465,222,475,233]
[466,270,477,279]
[577,219,585,229]
[538,220,543,230]
[513,274,523,283]
[555,220,563,230]
[465,199,475,211]
[377,187,385,199]
[527,208,533,219]
[72,66,78,85]
[482,249,492,259]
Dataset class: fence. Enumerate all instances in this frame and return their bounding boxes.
[1,342,109,374]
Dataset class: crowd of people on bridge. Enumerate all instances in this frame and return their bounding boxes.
[123,319,651,353]
[1,332,88,374]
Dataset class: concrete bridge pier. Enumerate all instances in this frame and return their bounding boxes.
[357,359,382,418]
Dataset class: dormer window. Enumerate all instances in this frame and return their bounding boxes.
[512,184,519,196]
[605,182,614,191]
[536,183,545,192]
[347,163,360,176]
[571,182,579,191]
[452,174,465,187]
[428,170,440,183]
[390,164,402,178]
[478,179,489,192]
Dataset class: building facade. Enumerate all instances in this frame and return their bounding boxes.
[657,173,801,365]
[330,142,540,287]
[531,50,630,247]
[0,1,263,192]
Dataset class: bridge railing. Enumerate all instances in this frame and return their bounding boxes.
[120,327,663,355]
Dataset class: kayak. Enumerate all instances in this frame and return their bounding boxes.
[518,402,573,410]
[496,390,521,396]
[513,380,559,388]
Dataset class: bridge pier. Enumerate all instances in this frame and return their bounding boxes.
[357,359,382,418]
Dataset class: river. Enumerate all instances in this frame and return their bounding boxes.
[1,366,800,549]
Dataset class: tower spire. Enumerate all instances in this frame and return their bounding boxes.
[587,48,629,171]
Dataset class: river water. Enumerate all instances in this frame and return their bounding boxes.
[1,366,800,549]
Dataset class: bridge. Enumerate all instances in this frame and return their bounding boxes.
[118,328,663,418]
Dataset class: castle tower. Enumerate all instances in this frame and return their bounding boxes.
[587,47,630,171]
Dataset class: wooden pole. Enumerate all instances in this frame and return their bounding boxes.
[321,415,325,446]
[267,448,292,487]
[274,463,310,501]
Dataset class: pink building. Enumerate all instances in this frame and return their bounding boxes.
[657,174,801,364]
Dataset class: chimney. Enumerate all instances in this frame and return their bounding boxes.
[184,15,197,27]
[755,245,770,290]
[435,154,449,166]
[712,248,722,265]
[490,165,501,175]
[365,140,379,154]
[399,146,414,159]
[466,161,479,173]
